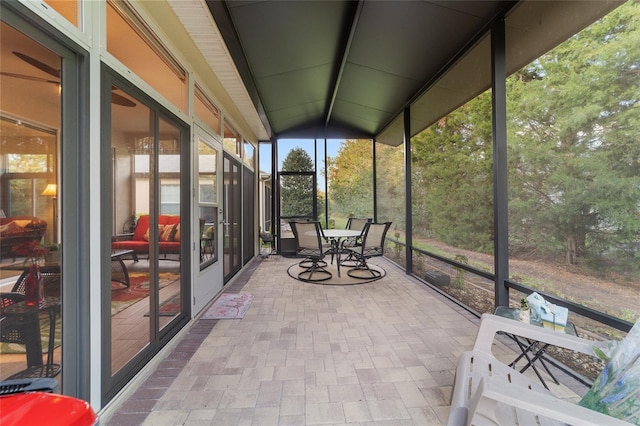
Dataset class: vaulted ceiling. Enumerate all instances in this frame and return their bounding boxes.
[205,0,514,141]
[161,1,622,144]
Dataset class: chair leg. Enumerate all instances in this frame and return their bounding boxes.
[340,250,358,267]
[298,260,332,282]
[299,257,327,269]
[347,258,382,279]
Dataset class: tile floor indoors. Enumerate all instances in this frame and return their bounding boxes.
[103,255,586,425]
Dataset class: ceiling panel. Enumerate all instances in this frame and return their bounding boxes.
[331,99,396,136]
[338,63,420,111]
[256,64,333,113]
[226,1,348,78]
[349,1,487,80]
[204,1,513,140]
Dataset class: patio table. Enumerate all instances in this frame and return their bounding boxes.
[111,249,135,289]
[494,306,577,389]
[319,229,362,277]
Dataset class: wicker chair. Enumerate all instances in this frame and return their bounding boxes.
[10,265,61,298]
[0,266,61,378]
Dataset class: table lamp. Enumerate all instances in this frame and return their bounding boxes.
[42,183,57,243]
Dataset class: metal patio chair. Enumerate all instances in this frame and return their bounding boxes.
[340,217,372,267]
[290,220,332,282]
[344,222,392,279]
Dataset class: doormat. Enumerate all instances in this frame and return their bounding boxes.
[201,293,254,320]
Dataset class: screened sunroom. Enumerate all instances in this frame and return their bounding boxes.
[0,0,637,419]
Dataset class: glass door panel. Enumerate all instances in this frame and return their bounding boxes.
[223,154,241,281]
[106,77,188,399]
[157,117,182,331]
[242,166,254,265]
[109,86,153,375]
[0,23,63,385]
[194,129,223,314]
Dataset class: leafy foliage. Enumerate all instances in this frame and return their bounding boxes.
[375,144,406,229]
[326,1,640,274]
[507,1,640,267]
[327,139,374,218]
[280,147,315,218]
[411,95,494,253]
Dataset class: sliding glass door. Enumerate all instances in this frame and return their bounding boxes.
[104,73,189,400]
[0,20,63,385]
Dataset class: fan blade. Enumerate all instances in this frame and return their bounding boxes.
[10,52,135,107]
[0,71,59,84]
[111,93,136,107]
[13,51,61,78]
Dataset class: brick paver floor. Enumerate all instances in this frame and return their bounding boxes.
[104,255,584,425]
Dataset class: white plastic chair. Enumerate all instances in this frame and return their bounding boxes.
[448,313,634,426]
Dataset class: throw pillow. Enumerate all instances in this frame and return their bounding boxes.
[161,224,176,242]
[578,318,640,423]
[144,225,165,242]
[12,219,33,228]
[0,221,24,235]
[173,224,180,242]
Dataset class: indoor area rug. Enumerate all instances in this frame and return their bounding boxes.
[0,313,61,355]
[159,293,180,316]
[144,293,181,317]
[111,272,179,316]
[286,260,385,285]
[201,293,254,320]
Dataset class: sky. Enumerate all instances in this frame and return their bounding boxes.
[259,138,344,189]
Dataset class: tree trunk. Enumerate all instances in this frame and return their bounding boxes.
[566,235,577,265]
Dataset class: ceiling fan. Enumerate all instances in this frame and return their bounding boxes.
[2,51,136,107]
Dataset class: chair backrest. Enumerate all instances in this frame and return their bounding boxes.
[345,217,372,233]
[578,317,640,422]
[360,222,392,258]
[12,265,61,297]
[290,221,324,257]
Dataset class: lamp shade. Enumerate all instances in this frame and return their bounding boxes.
[41,183,57,197]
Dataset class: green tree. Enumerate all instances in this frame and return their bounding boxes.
[7,153,51,216]
[280,147,314,217]
[376,144,406,231]
[327,139,373,218]
[411,94,494,253]
[507,1,640,266]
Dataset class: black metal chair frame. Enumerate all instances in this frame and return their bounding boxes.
[0,377,59,395]
[340,217,372,267]
[345,222,392,279]
[0,266,61,378]
[289,220,329,269]
[290,221,332,282]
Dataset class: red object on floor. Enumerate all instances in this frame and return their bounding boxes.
[0,392,98,426]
